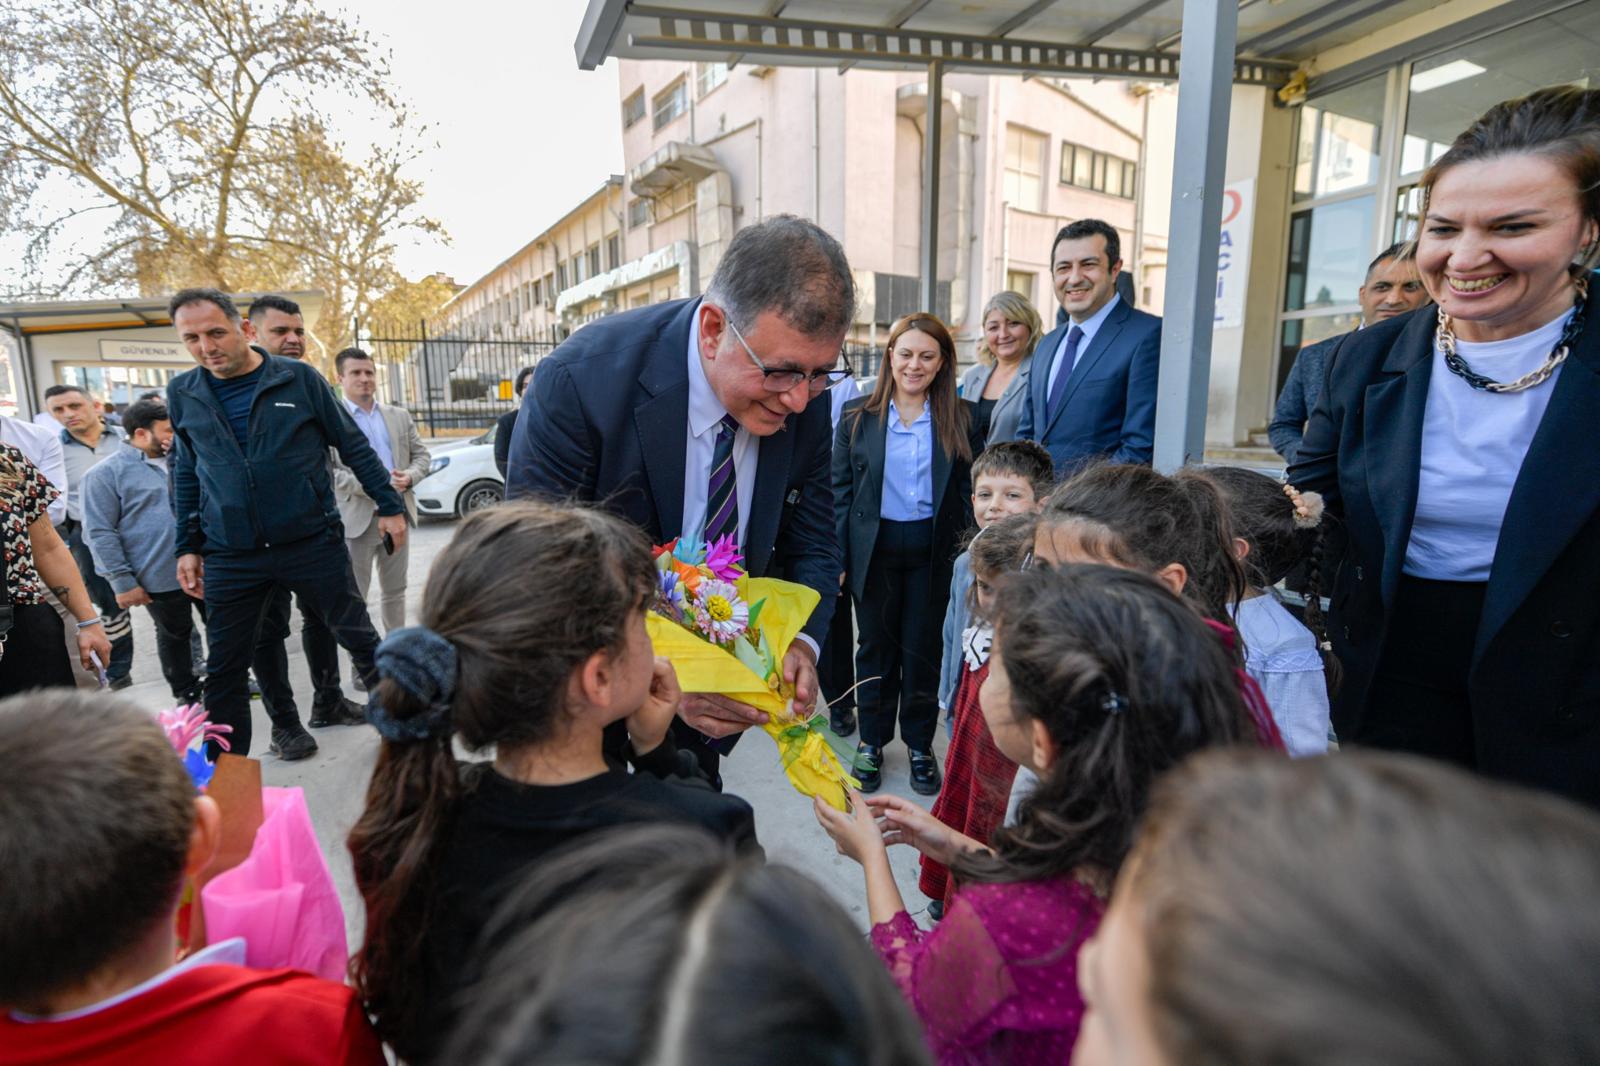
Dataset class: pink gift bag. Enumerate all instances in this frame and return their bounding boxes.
[201,786,349,982]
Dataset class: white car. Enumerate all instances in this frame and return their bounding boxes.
[414,426,505,518]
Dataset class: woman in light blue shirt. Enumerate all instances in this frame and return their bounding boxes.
[834,314,980,797]
[959,290,1042,446]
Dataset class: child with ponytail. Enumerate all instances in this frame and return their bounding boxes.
[1198,465,1336,756]
[815,564,1262,1064]
[347,501,757,1064]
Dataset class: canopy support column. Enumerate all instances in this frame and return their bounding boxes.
[920,59,944,314]
[1153,0,1238,471]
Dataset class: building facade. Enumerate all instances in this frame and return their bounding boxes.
[442,60,1177,357]
[446,0,1598,455]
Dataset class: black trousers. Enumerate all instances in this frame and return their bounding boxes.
[0,603,77,696]
[817,589,856,713]
[203,528,381,756]
[1354,575,1487,769]
[853,518,943,751]
[145,589,206,702]
[253,585,345,724]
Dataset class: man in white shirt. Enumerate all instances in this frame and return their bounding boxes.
[44,385,134,687]
[329,348,431,642]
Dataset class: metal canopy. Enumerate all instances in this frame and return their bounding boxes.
[596,4,1295,85]
[575,0,1445,468]
[577,0,1445,79]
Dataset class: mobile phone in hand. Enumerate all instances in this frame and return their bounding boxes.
[382,531,395,556]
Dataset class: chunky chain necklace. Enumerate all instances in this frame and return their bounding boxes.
[1435,276,1588,393]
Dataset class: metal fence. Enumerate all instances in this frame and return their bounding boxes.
[362,326,885,436]
[363,326,556,435]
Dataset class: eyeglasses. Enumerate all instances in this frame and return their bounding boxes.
[726,318,854,395]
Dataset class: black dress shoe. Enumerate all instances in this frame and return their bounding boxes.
[908,748,942,796]
[830,706,857,738]
[309,696,367,728]
[268,723,319,761]
[854,743,884,793]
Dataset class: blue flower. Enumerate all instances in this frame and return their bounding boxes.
[657,570,687,620]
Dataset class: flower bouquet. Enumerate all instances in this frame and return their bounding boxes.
[648,534,860,810]
[159,702,233,789]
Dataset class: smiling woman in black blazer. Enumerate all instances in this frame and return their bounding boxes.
[835,313,980,796]
[1289,86,1600,807]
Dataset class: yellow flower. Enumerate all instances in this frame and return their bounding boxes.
[706,595,733,622]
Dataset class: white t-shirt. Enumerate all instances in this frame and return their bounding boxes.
[1405,310,1570,582]
[1233,593,1330,757]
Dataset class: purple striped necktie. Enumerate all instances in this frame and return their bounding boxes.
[705,413,740,545]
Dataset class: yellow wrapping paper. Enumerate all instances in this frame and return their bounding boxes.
[647,576,860,809]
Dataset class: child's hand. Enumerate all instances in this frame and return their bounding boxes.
[626,657,680,756]
[867,794,985,866]
[813,790,886,866]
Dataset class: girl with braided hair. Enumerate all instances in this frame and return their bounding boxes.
[1198,465,1336,756]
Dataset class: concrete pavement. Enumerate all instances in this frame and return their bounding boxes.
[113,515,943,951]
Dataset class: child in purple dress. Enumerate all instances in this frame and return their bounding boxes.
[816,563,1263,1064]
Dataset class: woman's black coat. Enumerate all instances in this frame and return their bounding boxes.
[832,397,981,604]
[1289,288,1600,805]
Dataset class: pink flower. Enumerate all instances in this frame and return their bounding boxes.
[705,533,745,582]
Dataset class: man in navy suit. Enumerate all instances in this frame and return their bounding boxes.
[1018,219,1161,471]
[507,215,850,781]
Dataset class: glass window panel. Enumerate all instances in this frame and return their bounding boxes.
[1283,196,1375,312]
[1003,125,1045,209]
[1123,161,1138,198]
[653,81,688,130]
[1277,313,1363,396]
[1403,5,1600,178]
[1060,143,1074,184]
[1073,146,1093,186]
[1293,76,1385,201]
[1006,270,1036,304]
[622,90,646,128]
[1393,183,1423,245]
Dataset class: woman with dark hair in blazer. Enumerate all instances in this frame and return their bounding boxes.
[1289,85,1600,808]
[835,313,980,796]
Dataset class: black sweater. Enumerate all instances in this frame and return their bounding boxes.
[411,738,758,1061]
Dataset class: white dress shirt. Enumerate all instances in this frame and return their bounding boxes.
[0,415,68,525]
[1405,310,1569,582]
[682,312,757,546]
[344,398,396,473]
[1044,293,1122,403]
[681,314,821,660]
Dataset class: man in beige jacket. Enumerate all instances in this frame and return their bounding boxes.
[329,348,431,644]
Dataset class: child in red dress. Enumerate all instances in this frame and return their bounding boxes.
[920,513,1037,908]
[0,691,383,1066]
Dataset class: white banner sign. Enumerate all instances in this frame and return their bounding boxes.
[98,338,188,363]
[1213,179,1255,330]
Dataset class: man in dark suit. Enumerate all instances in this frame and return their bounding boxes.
[507,215,850,782]
[1018,219,1161,471]
[1268,243,1430,465]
